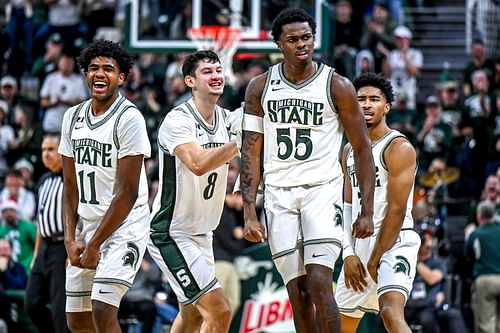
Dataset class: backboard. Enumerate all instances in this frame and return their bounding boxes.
[124,0,330,54]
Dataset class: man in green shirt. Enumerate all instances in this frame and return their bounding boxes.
[0,200,36,273]
[465,200,500,333]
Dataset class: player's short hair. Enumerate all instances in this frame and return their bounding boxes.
[182,50,221,77]
[271,8,317,43]
[352,72,394,104]
[77,40,135,79]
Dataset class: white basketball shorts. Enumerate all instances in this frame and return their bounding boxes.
[336,229,421,318]
[264,177,343,284]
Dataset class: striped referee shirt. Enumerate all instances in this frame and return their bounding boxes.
[37,171,64,238]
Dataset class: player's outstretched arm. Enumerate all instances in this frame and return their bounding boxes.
[367,138,417,282]
[333,73,375,239]
[174,141,239,177]
[241,74,266,243]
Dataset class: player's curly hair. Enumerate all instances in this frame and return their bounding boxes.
[353,72,394,103]
[182,50,221,77]
[271,8,316,43]
[77,40,135,79]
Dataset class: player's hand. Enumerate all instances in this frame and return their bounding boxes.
[66,241,85,267]
[352,214,374,239]
[79,243,100,269]
[244,218,265,243]
[367,257,379,283]
[344,255,368,292]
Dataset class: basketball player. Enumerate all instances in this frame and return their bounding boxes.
[147,50,239,333]
[240,8,376,333]
[336,72,421,333]
[58,40,151,333]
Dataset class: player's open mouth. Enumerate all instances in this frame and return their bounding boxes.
[93,82,107,92]
[209,81,223,88]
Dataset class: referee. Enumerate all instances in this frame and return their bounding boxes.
[25,133,70,333]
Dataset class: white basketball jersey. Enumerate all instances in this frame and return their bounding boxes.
[58,95,151,220]
[261,62,344,187]
[150,98,230,236]
[346,130,414,234]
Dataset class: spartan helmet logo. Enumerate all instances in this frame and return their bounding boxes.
[122,242,139,270]
[334,204,343,227]
[393,255,411,276]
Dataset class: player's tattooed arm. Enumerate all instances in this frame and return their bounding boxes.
[241,74,266,242]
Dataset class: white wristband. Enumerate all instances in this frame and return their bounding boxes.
[342,202,355,260]
[242,114,264,134]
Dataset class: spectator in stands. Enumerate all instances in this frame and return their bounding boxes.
[354,49,375,77]
[405,229,446,333]
[359,0,396,73]
[169,1,192,39]
[5,0,34,75]
[387,91,417,142]
[118,253,161,333]
[330,0,360,80]
[466,174,500,227]
[493,57,500,91]
[39,51,88,133]
[415,95,453,175]
[13,158,35,192]
[465,200,500,333]
[0,75,20,125]
[0,101,14,181]
[7,103,44,180]
[383,25,423,110]
[486,92,500,175]
[40,0,84,50]
[438,81,467,164]
[0,238,27,288]
[0,238,28,332]
[166,71,190,108]
[462,38,495,97]
[463,69,495,196]
[222,60,268,110]
[31,32,64,84]
[0,169,36,222]
[82,0,116,42]
[473,0,500,61]
[0,200,36,273]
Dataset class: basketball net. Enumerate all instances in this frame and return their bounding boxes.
[188,26,241,86]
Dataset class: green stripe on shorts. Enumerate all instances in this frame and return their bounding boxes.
[150,154,203,302]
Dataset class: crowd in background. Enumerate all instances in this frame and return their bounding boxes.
[0,0,499,332]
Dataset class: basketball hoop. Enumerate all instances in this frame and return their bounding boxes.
[188,25,241,86]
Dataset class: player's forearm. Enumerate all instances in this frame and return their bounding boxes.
[88,189,137,249]
[353,148,375,217]
[240,164,260,221]
[191,141,238,176]
[240,132,262,218]
[370,211,404,262]
[62,185,79,244]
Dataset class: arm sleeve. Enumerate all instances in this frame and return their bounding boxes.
[342,202,355,260]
